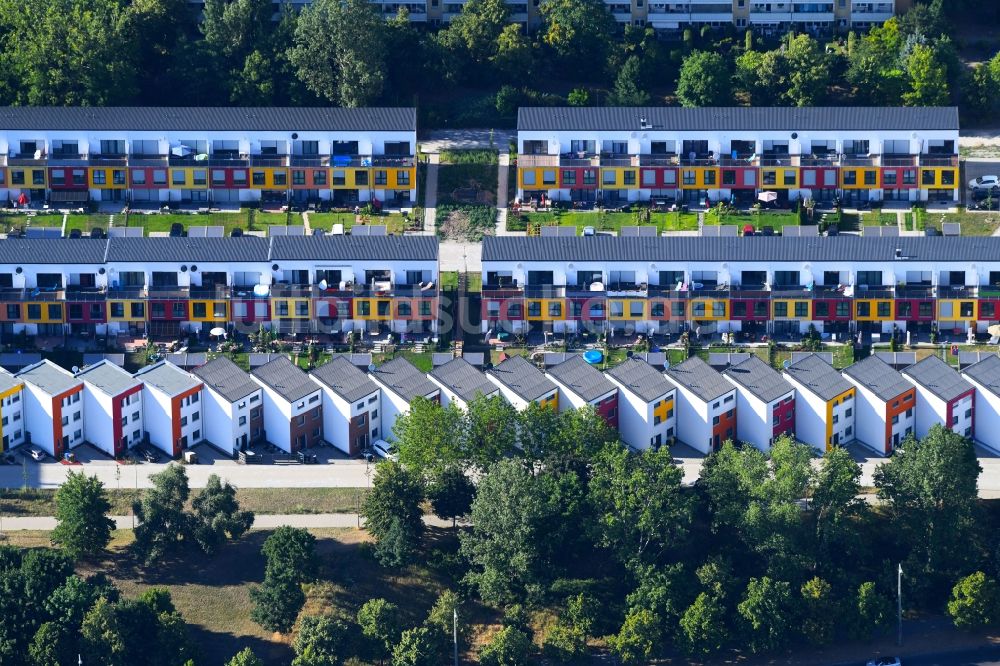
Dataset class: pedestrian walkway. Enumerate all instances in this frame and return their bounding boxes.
[423,154,439,234]
[302,210,312,235]
[495,152,515,236]
[0,513,457,531]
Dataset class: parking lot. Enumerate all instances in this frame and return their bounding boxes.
[963,159,1000,207]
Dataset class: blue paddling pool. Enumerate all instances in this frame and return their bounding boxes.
[583,350,604,365]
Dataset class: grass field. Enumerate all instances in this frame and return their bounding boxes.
[0,213,64,232]
[125,212,248,235]
[924,210,1000,236]
[704,209,801,231]
[65,213,115,233]
[517,210,699,235]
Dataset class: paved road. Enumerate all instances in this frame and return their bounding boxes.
[829,645,1000,666]
[0,512,454,531]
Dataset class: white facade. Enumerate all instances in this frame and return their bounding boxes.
[313,381,381,455]
[724,382,795,452]
[905,381,974,440]
[964,377,1000,454]
[842,379,914,456]
[18,365,84,457]
[605,376,676,451]
[0,385,25,451]
[79,380,142,458]
[671,384,736,455]
[251,380,323,453]
[200,384,263,456]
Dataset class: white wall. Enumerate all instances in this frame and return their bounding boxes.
[846,381,889,456]
[81,385,114,457]
[141,385,174,456]
[606,378,676,451]
[966,379,1000,453]
[907,382,948,439]
[0,389,24,449]
[672,384,712,454]
[784,378,828,453]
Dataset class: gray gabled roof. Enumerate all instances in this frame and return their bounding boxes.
[665,356,733,403]
[843,356,912,403]
[0,238,108,264]
[606,358,676,403]
[962,355,1000,398]
[902,355,973,403]
[135,360,201,397]
[269,235,438,262]
[191,357,259,403]
[430,358,497,403]
[310,355,379,403]
[107,237,269,263]
[0,106,417,132]
[251,355,318,403]
[481,236,1000,264]
[0,369,22,395]
[370,357,438,402]
[518,106,959,132]
[723,355,794,404]
[784,353,853,401]
[16,360,82,395]
[546,355,616,403]
[76,360,140,397]
[487,355,557,403]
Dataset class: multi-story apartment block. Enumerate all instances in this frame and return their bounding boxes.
[722,355,795,450]
[0,107,416,207]
[516,106,958,206]
[428,357,499,411]
[666,356,736,453]
[606,357,676,450]
[486,355,559,411]
[902,355,975,440]
[310,355,382,455]
[842,355,914,455]
[0,369,25,451]
[480,236,1000,340]
[192,357,264,455]
[784,353,855,452]
[369,357,441,440]
[962,355,1000,454]
[251,355,323,453]
[135,360,204,457]
[76,360,144,458]
[16,360,84,459]
[0,235,438,342]
[546,355,619,427]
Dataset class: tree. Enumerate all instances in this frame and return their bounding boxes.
[361,461,424,566]
[50,471,115,559]
[464,394,519,469]
[735,49,785,106]
[903,43,950,106]
[438,0,510,68]
[133,464,191,565]
[394,397,465,477]
[800,577,836,645]
[392,627,438,666]
[493,24,534,81]
[479,626,532,666]
[80,597,194,666]
[676,51,731,107]
[784,34,829,106]
[947,572,999,630]
[567,88,591,106]
[847,19,906,104]
[45,574,111,629]
[358,598,402,662]
[260,526,318,581]
[289,0,387,106]
[811,446,866,579]
[28,621,74,666]
[292,614,349,666]
[191,474,254,555]
[851,581,893,640]
[608,56,651,106]
[226,647,264,666]
[427,465,475,527]
[425,590,468,654]
[541,621,587,663]
[608,607,661,665]
[250,569,305,633]
[679,592,727,656]
[538,0,616,77]
[737,577,796,654]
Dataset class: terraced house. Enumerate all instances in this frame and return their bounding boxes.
[516,106,958,206]
[0,107,416,207]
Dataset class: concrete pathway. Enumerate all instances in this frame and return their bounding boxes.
[301,211,312,235]
[419,129,515,154]
[496,152,511,235]
[423,153,439,234]
[0,513,457,531]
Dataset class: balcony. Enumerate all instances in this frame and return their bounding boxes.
[0,287,66,302]
[920,155,959,167]
[146,286,188,299]
[128,154,168,166]
[290,155,331,167]
[518,154,559,168]
[758,154,799,167]
[370,155,414,168]
[524,285,566,299]
[770,284,812,298]
[231,284,271,299]
[854,286,895,299]
[792,12,833,22]
[190,285,231,300]
[881,154,919,167]
[939,285,978,299]
[7,153,47,167]
[799,153,839,167]
[678,156,717,166]
[169,154,250,168]
[250,154,289,167]
[65,286,107,302]
[48,153,88,166]
[840,154,879,167]
[270,284,316,298]
[108,285,148,299]
[896,285,934,298]
[560,154,599,167]
[88,154,127,166]
[607,282,648,296]
[639,154,677,166]
[600,154,639,167]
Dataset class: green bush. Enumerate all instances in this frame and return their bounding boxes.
[441,149,498,165]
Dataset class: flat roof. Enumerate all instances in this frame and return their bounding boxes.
[429,358,497,403]
[310,355,379,403]
[370,357,438,402]
[487,355,557,402]
[723,355,793,404]
[135,360,201,397]
[842,356,912,402]
[902,355,973,402]
[16,360,81,395]
[76,360,140,397]
[546,355,616,403]
[665,356,733,403]
[191,357,259,403]
[784,353,853,401]
[606,357,675,402]
[251,355,318,403]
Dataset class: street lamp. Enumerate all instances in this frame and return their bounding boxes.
[897,563,903,647]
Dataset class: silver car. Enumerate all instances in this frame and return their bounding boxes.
[371,439,398,462]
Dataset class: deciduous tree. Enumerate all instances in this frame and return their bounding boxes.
[191,474,254,555]
[51,471,115,559]
[676,51,731,107]
[947,571,999,630]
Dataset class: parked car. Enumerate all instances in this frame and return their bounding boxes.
[371,439,398,462]
[28,448,45,461]
[968,175,1000,191]
[866,658,901,666]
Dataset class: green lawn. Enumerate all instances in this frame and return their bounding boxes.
[125,211,248,235]
[253,211,300,228]
[0,213,64,231]
[856,210,898,228]
[923,210,1000,236]
[704,209,801,231]
[65,214,115,233]
[519,210,699,235]
[307,211,354,231]
[440,271,459,291]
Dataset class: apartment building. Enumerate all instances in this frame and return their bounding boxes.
[135,360,204,457]
[784,353,855,451]
[76,360,144,458]
[480,236,1000,340]
[369,357,440,440]
[310,355,381,455]
[902,355,975,440]
[962,355,1000,454]
[0,106,416,207]
[0,235,438,342]
[545,355,619,427]
[842,355,915,455]
[516,106,958,206]
[17,360,84,459]
[251,355,323,452]
[666,356,736,453]
[486,355,559,411]
[428,357,499,411]
[0,369,24,451]
[192,357,264,455]
[722,354,795,450]
[605,357,676,450]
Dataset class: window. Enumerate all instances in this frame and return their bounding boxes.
[172,170,185,185]
[292,170,306,185]
[153,169,167,185]
[843,171,857,185]
[273,171,286,186]
[374,170,387,186]
[252,171,266,186]
[239,416,247,426]
[919,302,933,318]
[93,170,106,185]
[562,170,576,186]
[233,170,247,185]
[642,170,655,186]
[397,171,410,186]
[704,170,716,186]
[583,169,597,185]
[884,171,897,186]
[548,302,562,317]
[313,170,327,186]
[603,170,616,185]
[863,170,877,186]
[682,170,696,185]
[774,302,788,317]
[355,170,368,186]
[922,170,935,186]
[783,170,795,186]
[623,170,636,186]
[794,302,808,318]
[50,170,65,186]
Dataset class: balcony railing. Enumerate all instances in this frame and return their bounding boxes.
[840,154,878,166]
[250,154,289,167]
[290,155,330,167]
[896,285,934,298]
[169,154,250,167]
[518,154,559,167]
[560,154,600,167]
[146,286,188,299]
[7,154,47,166]
[128,154,168,166]
[108,286,147,299]
[88,154,128,166]
[524,285,566,298]
[600,155,638,167]
[920,155,959,167]
[190,285,231,299]
[638,154,677,166]
[370,155,415,167]
[65,286,107,302]
[881,155,919,167]
[48,153,88,165]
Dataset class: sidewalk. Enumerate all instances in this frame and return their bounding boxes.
[0,513,457,531]
[423,153,439,234]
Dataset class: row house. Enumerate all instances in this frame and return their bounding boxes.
[842,355,915,456]
[428,357,500,411]
[962,355,1000,455]
[0,107,417,207]
[0,369,24,451]
[0,235,438,341]
[784,353,855,452]
[480,236,1000,340]
[666,356,736,454]
[902,355,975,440]
[722,355,795,451]
[546,355,619,427]
[16,360,83,459]
[192,357,264,455]
[369,357,441,440]
[486,355,559,411]
[76,360,143,458]
[606,357,677,451]
[251,355,323,453]
[310,355,381,456]
[135,360,204,457]
[516,106,958,206]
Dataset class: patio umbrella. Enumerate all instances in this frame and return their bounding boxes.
[989,324,1000,338]
[742,224,754,235]
[757,191,778,203]
[209,327,226,338]
[17,192,27,205]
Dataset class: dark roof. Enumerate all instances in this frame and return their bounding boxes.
[546,355,616,403]
[192,357,259,402]
[429,358,497,403]
[784,353,853,401]
[251,356,318,402]
[606,358,676,402]
[842,356,912,402]
[370,357,438,402]
[723,356,794,404]
[310,355,379,403]
[963,355,1000,398]
[518,106,958,132]
[135,360,201,396]
[0,238,108,264]
[487,355,557,402]
[665,357,733,402]
[902,355,973,402]
[0,107,416,132]
[269,235,438,262]
[16,360,82,395]
[76,360,140,396]
[481,236,1000,264]
[107,237,269,263]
